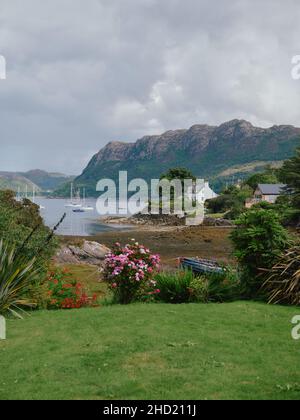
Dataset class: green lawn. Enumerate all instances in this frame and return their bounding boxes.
[0,302,300,400]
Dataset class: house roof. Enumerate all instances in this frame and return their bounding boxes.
[257,184,287,195]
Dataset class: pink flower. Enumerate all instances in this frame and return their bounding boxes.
[112,267,123,276]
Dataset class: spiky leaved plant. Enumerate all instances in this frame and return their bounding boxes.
[0,210,67,332]
[0,211,67,319]
[263,245,300,305]
[0,239,38,318]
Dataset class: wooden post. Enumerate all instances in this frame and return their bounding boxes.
[0,315,6,340]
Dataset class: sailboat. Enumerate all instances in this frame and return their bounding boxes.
[32,186,45,210]
[72,188,85,212]
[81,188,94,211]
[16,186,21,201]
[65,183,82,208]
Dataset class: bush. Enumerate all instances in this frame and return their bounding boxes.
[251,197,297,226]
[188,276,209,302]
[46,268,98,309]
[189,268,242,303]
[230,209,291,297]
[155,267,241,304]
[206,185,252,220]
[104,241,161,304]
[206,192,237,214]
[263,245,300,305]
[154,270,194,303]
[224,203,246,220]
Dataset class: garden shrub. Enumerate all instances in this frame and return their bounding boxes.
[155,266,241,304]
[204,270,241,302]
[189,276,209,302]
[189,268,241,303]
[230,209,291,297]
[154,269,194,303]
[46,267,98,309]
[250,198,297,226]
[104,241,161,304]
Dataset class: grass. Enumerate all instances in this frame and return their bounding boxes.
[0,302,300,400]
[59,264,107,298]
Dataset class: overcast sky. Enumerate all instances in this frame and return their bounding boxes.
[0,0,299,174]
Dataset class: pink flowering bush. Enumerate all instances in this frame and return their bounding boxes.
[104,241,161,304]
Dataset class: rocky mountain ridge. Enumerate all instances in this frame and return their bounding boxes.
[71,119,299,195]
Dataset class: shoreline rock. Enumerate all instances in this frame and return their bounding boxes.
[202,217,234,227]
[54,240,110,266]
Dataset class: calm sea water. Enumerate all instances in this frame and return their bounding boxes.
[34,198,132,236]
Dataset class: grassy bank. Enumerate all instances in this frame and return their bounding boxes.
[0,302,299,400]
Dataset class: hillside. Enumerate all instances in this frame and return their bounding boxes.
[58,119,300,196]
[0,172,40,193]
[0,170,74,193]
[21,170,74,191]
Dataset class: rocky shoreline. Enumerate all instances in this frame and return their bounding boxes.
[102,213,233,227]
[102,213,186,226]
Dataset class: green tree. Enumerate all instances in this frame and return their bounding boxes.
[230,209,291,297]
[279,147,300,215]
[244,167,279,190]
[160,167,196,182]
[0,190,58,275]
[158,167,196,213]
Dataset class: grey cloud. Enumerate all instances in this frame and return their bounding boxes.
[0,0,299,174]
